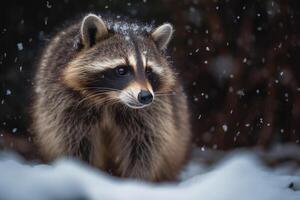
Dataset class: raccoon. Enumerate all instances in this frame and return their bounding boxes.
[32,13,191,182]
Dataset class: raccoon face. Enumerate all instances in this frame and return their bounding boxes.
[63,14,176,109]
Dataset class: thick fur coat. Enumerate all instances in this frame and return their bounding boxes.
[32,14,191,182]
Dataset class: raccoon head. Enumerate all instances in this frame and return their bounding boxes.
[63,14,176,109]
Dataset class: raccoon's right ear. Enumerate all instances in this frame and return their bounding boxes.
[80,14,108,48]
[151,23,174,50]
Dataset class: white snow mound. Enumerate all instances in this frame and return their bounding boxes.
[0,151,299,200]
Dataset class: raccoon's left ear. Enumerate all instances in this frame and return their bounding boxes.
[151,23,174,50]
[80,14,108,48]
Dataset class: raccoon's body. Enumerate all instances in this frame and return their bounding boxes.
[32,14,191,182]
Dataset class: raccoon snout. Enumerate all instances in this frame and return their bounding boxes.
[138,90,153,105]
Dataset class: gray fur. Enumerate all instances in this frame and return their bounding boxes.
[32,14,191,182]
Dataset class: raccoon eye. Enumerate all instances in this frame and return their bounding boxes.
[145,67,153,75]
[115,65,130,76]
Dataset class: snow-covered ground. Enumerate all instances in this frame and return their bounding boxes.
[0,145,299,200]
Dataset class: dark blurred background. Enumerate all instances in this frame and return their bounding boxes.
[0,0,299,159]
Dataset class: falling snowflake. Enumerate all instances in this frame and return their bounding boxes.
[6,89,12,96]
[17,43,23,51]
[46,1,52,8]
[236,90,245,96]
[222,124,228,132]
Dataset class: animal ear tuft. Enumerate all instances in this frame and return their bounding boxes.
[80,14,108,48]
[151,23,174,50]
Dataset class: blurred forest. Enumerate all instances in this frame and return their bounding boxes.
[0,0,299,159]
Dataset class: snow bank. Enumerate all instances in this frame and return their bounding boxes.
[0,151,299,200]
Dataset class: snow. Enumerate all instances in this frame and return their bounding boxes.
[222,124,228,132]
[0,147,299,200]
[17,43,23,51]
[6,89,12,96]
[105,19,153,36]
[46,1,52,8]
[237,89,245,96]
[211,55,235,80]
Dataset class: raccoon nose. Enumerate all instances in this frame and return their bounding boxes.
[138,90,153,105]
